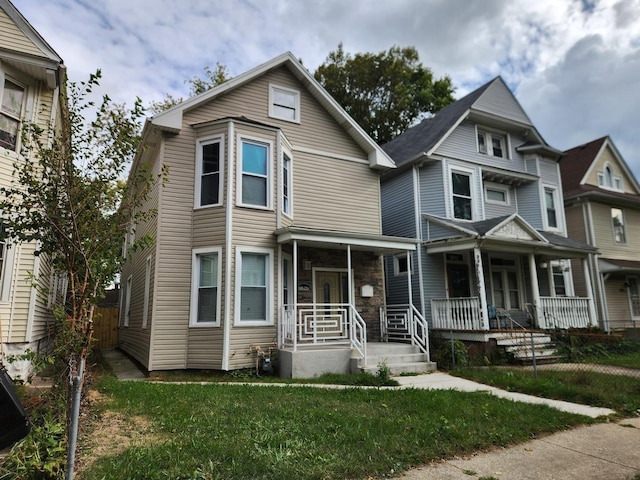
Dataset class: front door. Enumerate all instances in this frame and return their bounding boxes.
[314,270,349,339]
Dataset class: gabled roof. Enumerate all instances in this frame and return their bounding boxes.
[382,77,560,168]
[560,136,640,202]
[150,51,395,170]
[0,0,64,88]
[422,213,596,254]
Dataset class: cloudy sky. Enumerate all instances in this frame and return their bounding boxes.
[12,0,640,178]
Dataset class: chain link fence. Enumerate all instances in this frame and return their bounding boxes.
[430,320,640,379]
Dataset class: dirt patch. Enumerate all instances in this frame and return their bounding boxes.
[75,389,164,475]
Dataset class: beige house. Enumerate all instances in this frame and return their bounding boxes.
[561,136,640,332]
[119,52,426,377]
[0,0,66,379]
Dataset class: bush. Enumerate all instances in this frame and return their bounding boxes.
[435,339,468,370]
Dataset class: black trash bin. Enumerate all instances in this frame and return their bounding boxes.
[0,365,31,450]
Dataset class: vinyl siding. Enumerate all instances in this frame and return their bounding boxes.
[584,145,638,194]
[435,122,527,173]
[590,202,640,259]
[228,326,278,370]
[515,182,543,229]
[565,204,589,297]
[381,170,416,237]
[0,7,44,57]
[422,253,446,325]
[118,146,162,369]
[483,183,516,218]
[419,162,446,217]
[604,274,632,322]
[474,81,531,125]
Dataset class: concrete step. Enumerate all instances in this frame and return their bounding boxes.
[360,361,437,375]
[352,342,436,375]
[496,334,552,347]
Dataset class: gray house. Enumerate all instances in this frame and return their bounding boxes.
[381,77,597,344]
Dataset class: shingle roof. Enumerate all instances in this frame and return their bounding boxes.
[559,136,607,198]
[382,79,495,167]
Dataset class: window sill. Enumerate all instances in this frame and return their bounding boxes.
[189,322,221,328]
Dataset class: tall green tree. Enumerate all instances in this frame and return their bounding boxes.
[314,44,455,144]
[150,62,230,113]
[0,70,167,478]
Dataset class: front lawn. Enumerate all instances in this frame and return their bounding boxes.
[78,375,592,480]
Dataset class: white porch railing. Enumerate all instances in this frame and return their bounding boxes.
[381,304,429,357]
[279,303,367,364]
[431,297,483,330]
[538,297,592,329]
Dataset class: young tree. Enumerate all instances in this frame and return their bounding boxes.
[314,44,455,144]
[150,62,230,113]
[0,70,166,478]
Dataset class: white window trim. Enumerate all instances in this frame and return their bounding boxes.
[611,207,627,244]
[190,246,223,327]
[281,252,293,308]
[598,162,623,192]
[142,255,151,328]
[484,182,511,206]
[281,139,293,219]
[0,241,16,304]
[269,83,300,123]
[195,135,225,209]
[236,135,273,210]
[124,275,132,327]
[393,252,412,276]
[234,246,274,326]
[476,127,510,159]
[542,184,562,232]
[448,165,476,221]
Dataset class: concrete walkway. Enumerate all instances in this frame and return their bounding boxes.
[102,349,639,479]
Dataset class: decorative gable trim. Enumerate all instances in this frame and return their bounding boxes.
[484,214,548,242]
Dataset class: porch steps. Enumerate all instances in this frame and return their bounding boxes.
[353,342,437,375]
[495,332,562,364]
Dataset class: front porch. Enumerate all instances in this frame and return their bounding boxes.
[431,296,593,330]
[278,302,435,378]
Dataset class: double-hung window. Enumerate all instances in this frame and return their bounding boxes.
[477,130,507,158]
[611,208,626,243]
[451,170,473,220]
[190,248,221,326]
[0,78,25,152]
[196,137,223,207]
[239,139,270,208]
[269,84,300,123]
[236,247,273,325]
[282,148,292,217]
[544,187,559,229]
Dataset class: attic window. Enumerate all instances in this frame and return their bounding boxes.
[269,84,300,123]
[597,164,623,192]
[477,130,507,158]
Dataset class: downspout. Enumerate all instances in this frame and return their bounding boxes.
[222,121,234,370]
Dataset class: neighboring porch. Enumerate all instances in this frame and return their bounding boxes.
[275,226,434,378]
[423,214,599,334]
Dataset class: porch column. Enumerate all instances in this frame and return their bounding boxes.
[528,253,542,328]
[293,240,299,351]
[347,244,353,305]
[473,247,489,330]
[582,255,598,328]
[407,250,413,307]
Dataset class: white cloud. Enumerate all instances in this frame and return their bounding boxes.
[11,0,640,177]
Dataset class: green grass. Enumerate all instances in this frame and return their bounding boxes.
[79,375,592,480]
[585,352,640,369]
[147,369,399,386]
[454,367,640,416]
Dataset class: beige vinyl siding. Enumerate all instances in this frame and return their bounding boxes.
[583,146,636,194]
[565,204,589,297]
[228,326,278,370]
[118,150,162,368]
[186,328,224,368]
[185,67,366,161]
[293,151,381,232]
[0,8,43,57]
[604,275,632,322]
[590,202,640,258]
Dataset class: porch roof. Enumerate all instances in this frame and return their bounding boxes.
[422,214,597,257]
[599,258,640,274]
[275,226,417,255]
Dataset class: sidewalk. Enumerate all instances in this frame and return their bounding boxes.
[102,349,639,479]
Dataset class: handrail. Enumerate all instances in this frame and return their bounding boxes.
[381,304,429,357]
[348,305,367,365]
[495,308,527,331]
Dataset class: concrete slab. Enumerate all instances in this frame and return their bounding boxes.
[395,373,615,418]
[101,349,146,381]
[401,419,640,480]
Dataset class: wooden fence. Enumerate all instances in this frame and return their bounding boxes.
[93,306,119,349]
